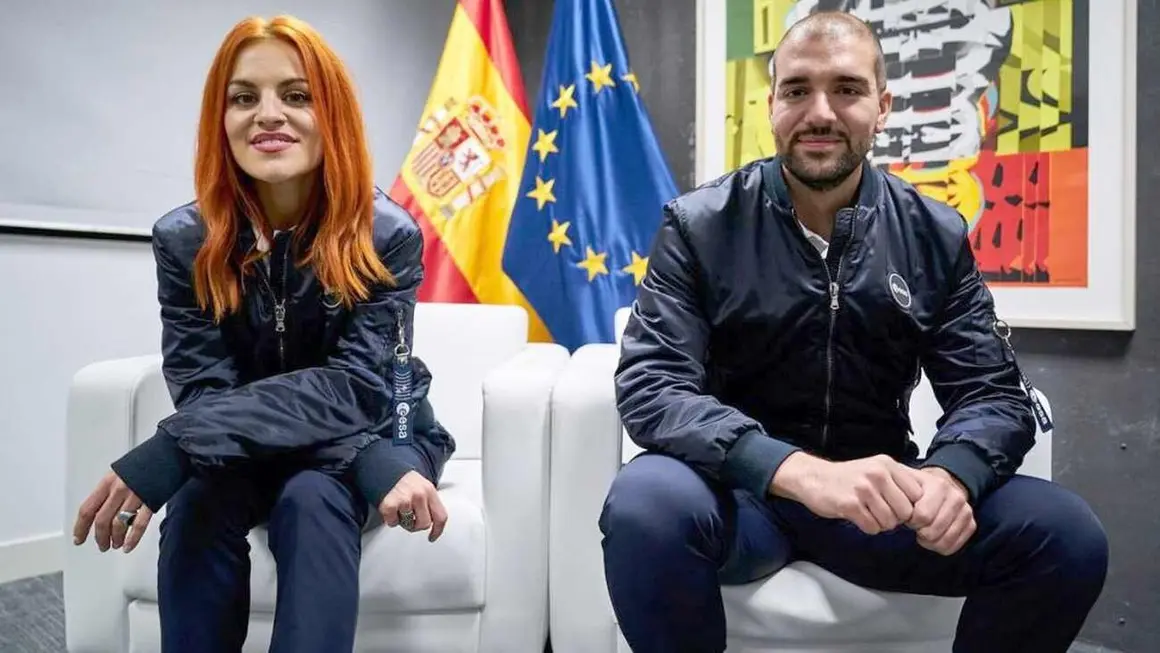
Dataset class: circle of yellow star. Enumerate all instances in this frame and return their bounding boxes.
[621,251,649,285]
[525,176,556,210]
[577,246,609,282]
[585,60,616,94]
[532,129,559,163]
[547,219,572,253]
[621,71,640,93]
[551,84,578,119]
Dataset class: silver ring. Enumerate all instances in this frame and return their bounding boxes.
[116,510,137,527]
[399,509,415,530]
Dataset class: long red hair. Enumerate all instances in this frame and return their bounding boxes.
[192,15,391,321]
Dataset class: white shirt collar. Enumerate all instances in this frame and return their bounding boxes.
[798,219,829,258]
[252,223,295,254]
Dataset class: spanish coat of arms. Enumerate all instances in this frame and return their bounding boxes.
[406,96,508,219]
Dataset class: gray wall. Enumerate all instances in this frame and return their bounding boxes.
[506,1,1159,651]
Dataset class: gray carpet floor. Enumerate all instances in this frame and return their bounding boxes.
[0,572,1124,652]
[0,574,64,652]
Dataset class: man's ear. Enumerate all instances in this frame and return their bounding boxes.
[766,51,776,115]
[876,89,893,132]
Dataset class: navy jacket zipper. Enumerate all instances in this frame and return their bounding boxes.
[820,228,852,450]
[259,237,290,372]
[793,207,853,450]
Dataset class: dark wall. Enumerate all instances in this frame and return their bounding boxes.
[506,1,1158,651]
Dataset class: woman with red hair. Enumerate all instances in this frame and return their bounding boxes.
[70,15,455,651]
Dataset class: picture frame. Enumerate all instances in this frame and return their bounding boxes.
[695,0,1137,331]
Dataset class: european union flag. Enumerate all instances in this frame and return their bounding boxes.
[501,0,678,351]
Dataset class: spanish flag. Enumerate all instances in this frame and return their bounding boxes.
[389,0,550,341]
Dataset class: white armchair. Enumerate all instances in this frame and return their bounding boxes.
[548,307,1053,653]
[63,302,570,653]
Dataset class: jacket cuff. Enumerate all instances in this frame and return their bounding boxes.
[350,438,429,508]
[922,442,996,505]
[721,430,801,499]
[110,430,191,513]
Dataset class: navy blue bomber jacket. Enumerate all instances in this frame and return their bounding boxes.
[615,156,1037,505]
[112,188,455,512]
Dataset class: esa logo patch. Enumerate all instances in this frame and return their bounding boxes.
[887,272,912,310]
[395,401,411,440]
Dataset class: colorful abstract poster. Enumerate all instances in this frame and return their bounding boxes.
[725,0,1089,288]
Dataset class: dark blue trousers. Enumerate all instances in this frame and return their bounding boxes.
[157,468,369,653]
[600,453,1108,653]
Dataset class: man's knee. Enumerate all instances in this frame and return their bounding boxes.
[994,477,1109,591]
[1033,483,1108,585]
[599,453,729,548]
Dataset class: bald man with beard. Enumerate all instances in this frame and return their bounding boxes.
[599,12,1107,653]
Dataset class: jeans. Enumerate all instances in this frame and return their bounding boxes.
[599,453,1108,653]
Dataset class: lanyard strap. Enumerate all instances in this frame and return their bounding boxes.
[391,306,414,446]
[994,319,1054,433]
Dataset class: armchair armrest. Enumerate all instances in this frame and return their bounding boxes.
[478,341,570,652]
[548,343,624,653]
[63,355,169,653]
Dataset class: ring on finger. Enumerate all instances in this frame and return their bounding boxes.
[399,509,415,530]
[116,510,138,528]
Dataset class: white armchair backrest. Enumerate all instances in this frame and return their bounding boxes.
[128,302,529,461]
[909,371,1053,480]
[134,359,181,450]
[615,306,631,346]
[613,306,1052,479]
[411,302,529,459]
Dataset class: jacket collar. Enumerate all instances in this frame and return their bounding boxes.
[234,219,258,256]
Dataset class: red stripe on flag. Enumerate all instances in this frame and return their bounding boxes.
[458,0,530,119]
[388,178,480,304]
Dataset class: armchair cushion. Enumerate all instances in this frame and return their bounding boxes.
[718,563,963,647]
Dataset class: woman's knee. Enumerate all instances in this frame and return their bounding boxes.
[599,453,730,547]
[269,470,365,533]
[159,477,252,556]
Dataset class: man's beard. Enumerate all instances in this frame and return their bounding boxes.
[777,129,873,192]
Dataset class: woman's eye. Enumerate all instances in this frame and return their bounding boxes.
[230,92,257,106]
[285,91,311,104]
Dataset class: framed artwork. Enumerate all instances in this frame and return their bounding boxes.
[694,0,1137,330]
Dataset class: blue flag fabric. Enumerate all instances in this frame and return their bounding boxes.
[501,0,678,351]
